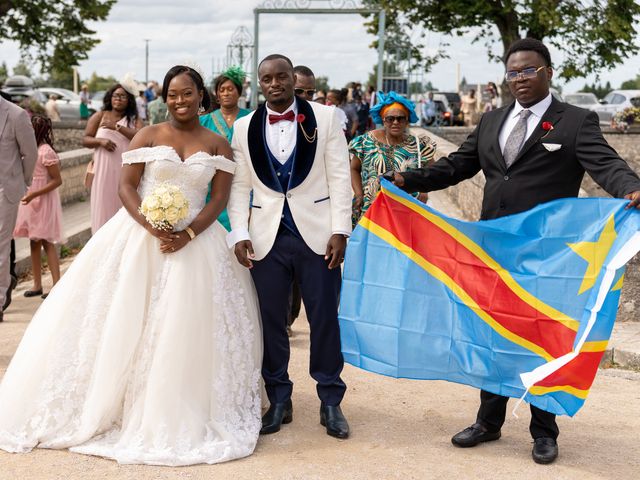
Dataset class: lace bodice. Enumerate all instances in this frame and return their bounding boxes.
[122,146,235,230]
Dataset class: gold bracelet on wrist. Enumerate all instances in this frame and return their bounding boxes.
[184,226,196,240]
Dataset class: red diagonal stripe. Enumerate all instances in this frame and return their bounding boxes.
[366,192,577,359]
[534,351,603,391]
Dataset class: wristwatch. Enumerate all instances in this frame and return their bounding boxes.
[115,123,122,131]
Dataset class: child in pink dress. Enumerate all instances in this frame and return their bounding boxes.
[13,115,63,299]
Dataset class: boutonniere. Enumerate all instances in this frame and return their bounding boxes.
[541,121,554,139]
[297,113,317,143]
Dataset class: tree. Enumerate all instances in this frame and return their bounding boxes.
[315,75,331,93]
[363,1,640,83]
[620,75,640,90]
[580,81,613,99]
[12,60,32,77]
[86,72,118,92]
[0,61,8,84]
[0,1,116,73]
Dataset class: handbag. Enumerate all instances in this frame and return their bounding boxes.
[84,160,95,189]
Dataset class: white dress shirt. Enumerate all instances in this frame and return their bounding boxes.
[265,99,298,165]
[499,93,552,153]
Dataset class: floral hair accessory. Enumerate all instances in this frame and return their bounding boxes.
[296,113,306,123]
[221,65,246,89]
[541,121,554,139]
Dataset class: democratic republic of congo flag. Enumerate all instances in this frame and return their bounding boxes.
[339,180,640,416]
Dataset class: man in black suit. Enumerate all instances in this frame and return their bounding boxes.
[390,38,640,464]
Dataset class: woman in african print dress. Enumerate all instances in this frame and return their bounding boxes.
[349,91,436,226]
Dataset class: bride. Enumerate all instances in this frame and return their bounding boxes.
[0,66,262,466]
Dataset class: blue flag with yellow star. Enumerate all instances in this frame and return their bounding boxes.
[340,181,640,416]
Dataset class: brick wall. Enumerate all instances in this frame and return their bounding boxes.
[421,128,639,322]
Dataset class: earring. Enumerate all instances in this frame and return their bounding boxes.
[198,102,205,114]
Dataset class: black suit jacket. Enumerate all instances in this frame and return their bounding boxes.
[401,97,640,220]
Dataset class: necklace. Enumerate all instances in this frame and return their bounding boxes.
[220,107,239,126]
[384,132,405,148]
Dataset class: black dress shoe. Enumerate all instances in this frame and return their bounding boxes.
[24,289,43,298]
[0,309,3,322]
[3,275,17,311]
[320,404,349,439]
[451,423,501,448]
[260,400,293,435]
[532,437,558,464]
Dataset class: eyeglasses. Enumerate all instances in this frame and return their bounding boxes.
[504,66,545,83]
[295,88,316,97]
[383,115,408,124]
[112,94,128,100]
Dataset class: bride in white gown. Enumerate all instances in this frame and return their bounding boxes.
[0,66,262,466]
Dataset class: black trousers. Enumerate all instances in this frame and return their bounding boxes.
[10,239,16,278]
[477,390,559,440]
[251,229,346,406]
[287,280,302,327]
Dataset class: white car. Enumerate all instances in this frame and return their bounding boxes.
[594,89,640,125]
[564,92,600,111]
[39,87,90,120]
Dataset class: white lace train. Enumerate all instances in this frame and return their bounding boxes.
[0,147,263,466]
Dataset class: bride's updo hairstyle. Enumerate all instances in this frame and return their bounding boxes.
[162,65,212,111]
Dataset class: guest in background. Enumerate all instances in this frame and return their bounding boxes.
[350,91,435,226]
[136,89,147,123]
[199,66,251,231]
[293,65,316,102]
[147,84,167,125]
[484,82,501,112]
[326,89,349,137]
[44,94,60,122]
[79,84,91,120]
[13,115,63,299]
[83,79,141,233]
[461,89,478,127]
[421,92,437,126]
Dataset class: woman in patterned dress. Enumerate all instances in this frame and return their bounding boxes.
[349,91,436,226]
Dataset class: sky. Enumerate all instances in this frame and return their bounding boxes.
[1,0,639,94]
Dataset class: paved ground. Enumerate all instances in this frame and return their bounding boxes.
[2,209,640,479]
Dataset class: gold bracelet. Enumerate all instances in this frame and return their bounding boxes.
[184,226,196,240]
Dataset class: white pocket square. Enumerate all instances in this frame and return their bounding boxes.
[542,143,562,152]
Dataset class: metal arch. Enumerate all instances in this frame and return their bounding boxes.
[251,0,384,107]
[226,26,254,75]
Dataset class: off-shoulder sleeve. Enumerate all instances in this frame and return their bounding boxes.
[211,155,236,174]
[122,148,155,165]
[40,145,60,167]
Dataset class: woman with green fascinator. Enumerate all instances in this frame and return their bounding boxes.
[200,66,251,231]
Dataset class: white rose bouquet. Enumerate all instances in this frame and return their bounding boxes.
[139,183,189,231]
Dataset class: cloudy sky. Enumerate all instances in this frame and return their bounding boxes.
[1,0,639,93]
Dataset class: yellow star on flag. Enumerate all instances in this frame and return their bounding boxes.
[568,215,618,295]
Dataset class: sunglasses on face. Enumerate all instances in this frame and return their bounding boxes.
[504,66,545,83]
[294,88,316,96]
[383,115,408,124]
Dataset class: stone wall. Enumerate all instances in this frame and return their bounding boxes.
[58,148,93,204]
[52,122,87,152]
[422,128,639,322]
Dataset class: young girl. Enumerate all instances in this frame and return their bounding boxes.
[13,115,63,299]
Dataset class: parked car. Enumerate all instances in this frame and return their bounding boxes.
[39,87,88,120]
[564,92,600,111]
[432,94,455,126]
[1,75,47,105]
[594,89,640,125]
[438,92,464,125]
[89,90,106,114]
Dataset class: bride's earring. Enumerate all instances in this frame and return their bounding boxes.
[198,102,205,115]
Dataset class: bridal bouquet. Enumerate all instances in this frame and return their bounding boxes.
[139,183,189,230]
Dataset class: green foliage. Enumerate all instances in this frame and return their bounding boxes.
[315,75,331,93]
[13,59,32,77]
[0,0,116,73]
[0,61,8,84]
[580,81,612,99]
[620,75,640,90]
[86,72,118,92]
[364,0,640,81]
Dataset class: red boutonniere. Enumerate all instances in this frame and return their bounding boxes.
[296,114,306,123]
[541,121,554,139]
[297,113,317,143]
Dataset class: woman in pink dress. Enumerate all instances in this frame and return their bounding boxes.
[83,82,142,233]
[13,115,63,298]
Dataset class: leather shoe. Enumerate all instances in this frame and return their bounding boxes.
[320,404,349,439]
[260,400,292,435]
[3,275,17,311]
[532,437,558,464]
[24,289,43,298]
[451,423,501,448]
[0,309,3,322]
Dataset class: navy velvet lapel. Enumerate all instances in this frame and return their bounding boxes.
[247,106,280,192]
[513,97,566,165]
[289,98,317,190]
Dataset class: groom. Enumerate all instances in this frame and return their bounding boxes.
[227,54,352,438]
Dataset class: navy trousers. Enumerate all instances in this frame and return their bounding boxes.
[251,229,346,406]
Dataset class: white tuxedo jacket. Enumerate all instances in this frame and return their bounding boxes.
[227,99,352,260]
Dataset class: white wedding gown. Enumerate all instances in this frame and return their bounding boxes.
[0,146,262,466]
